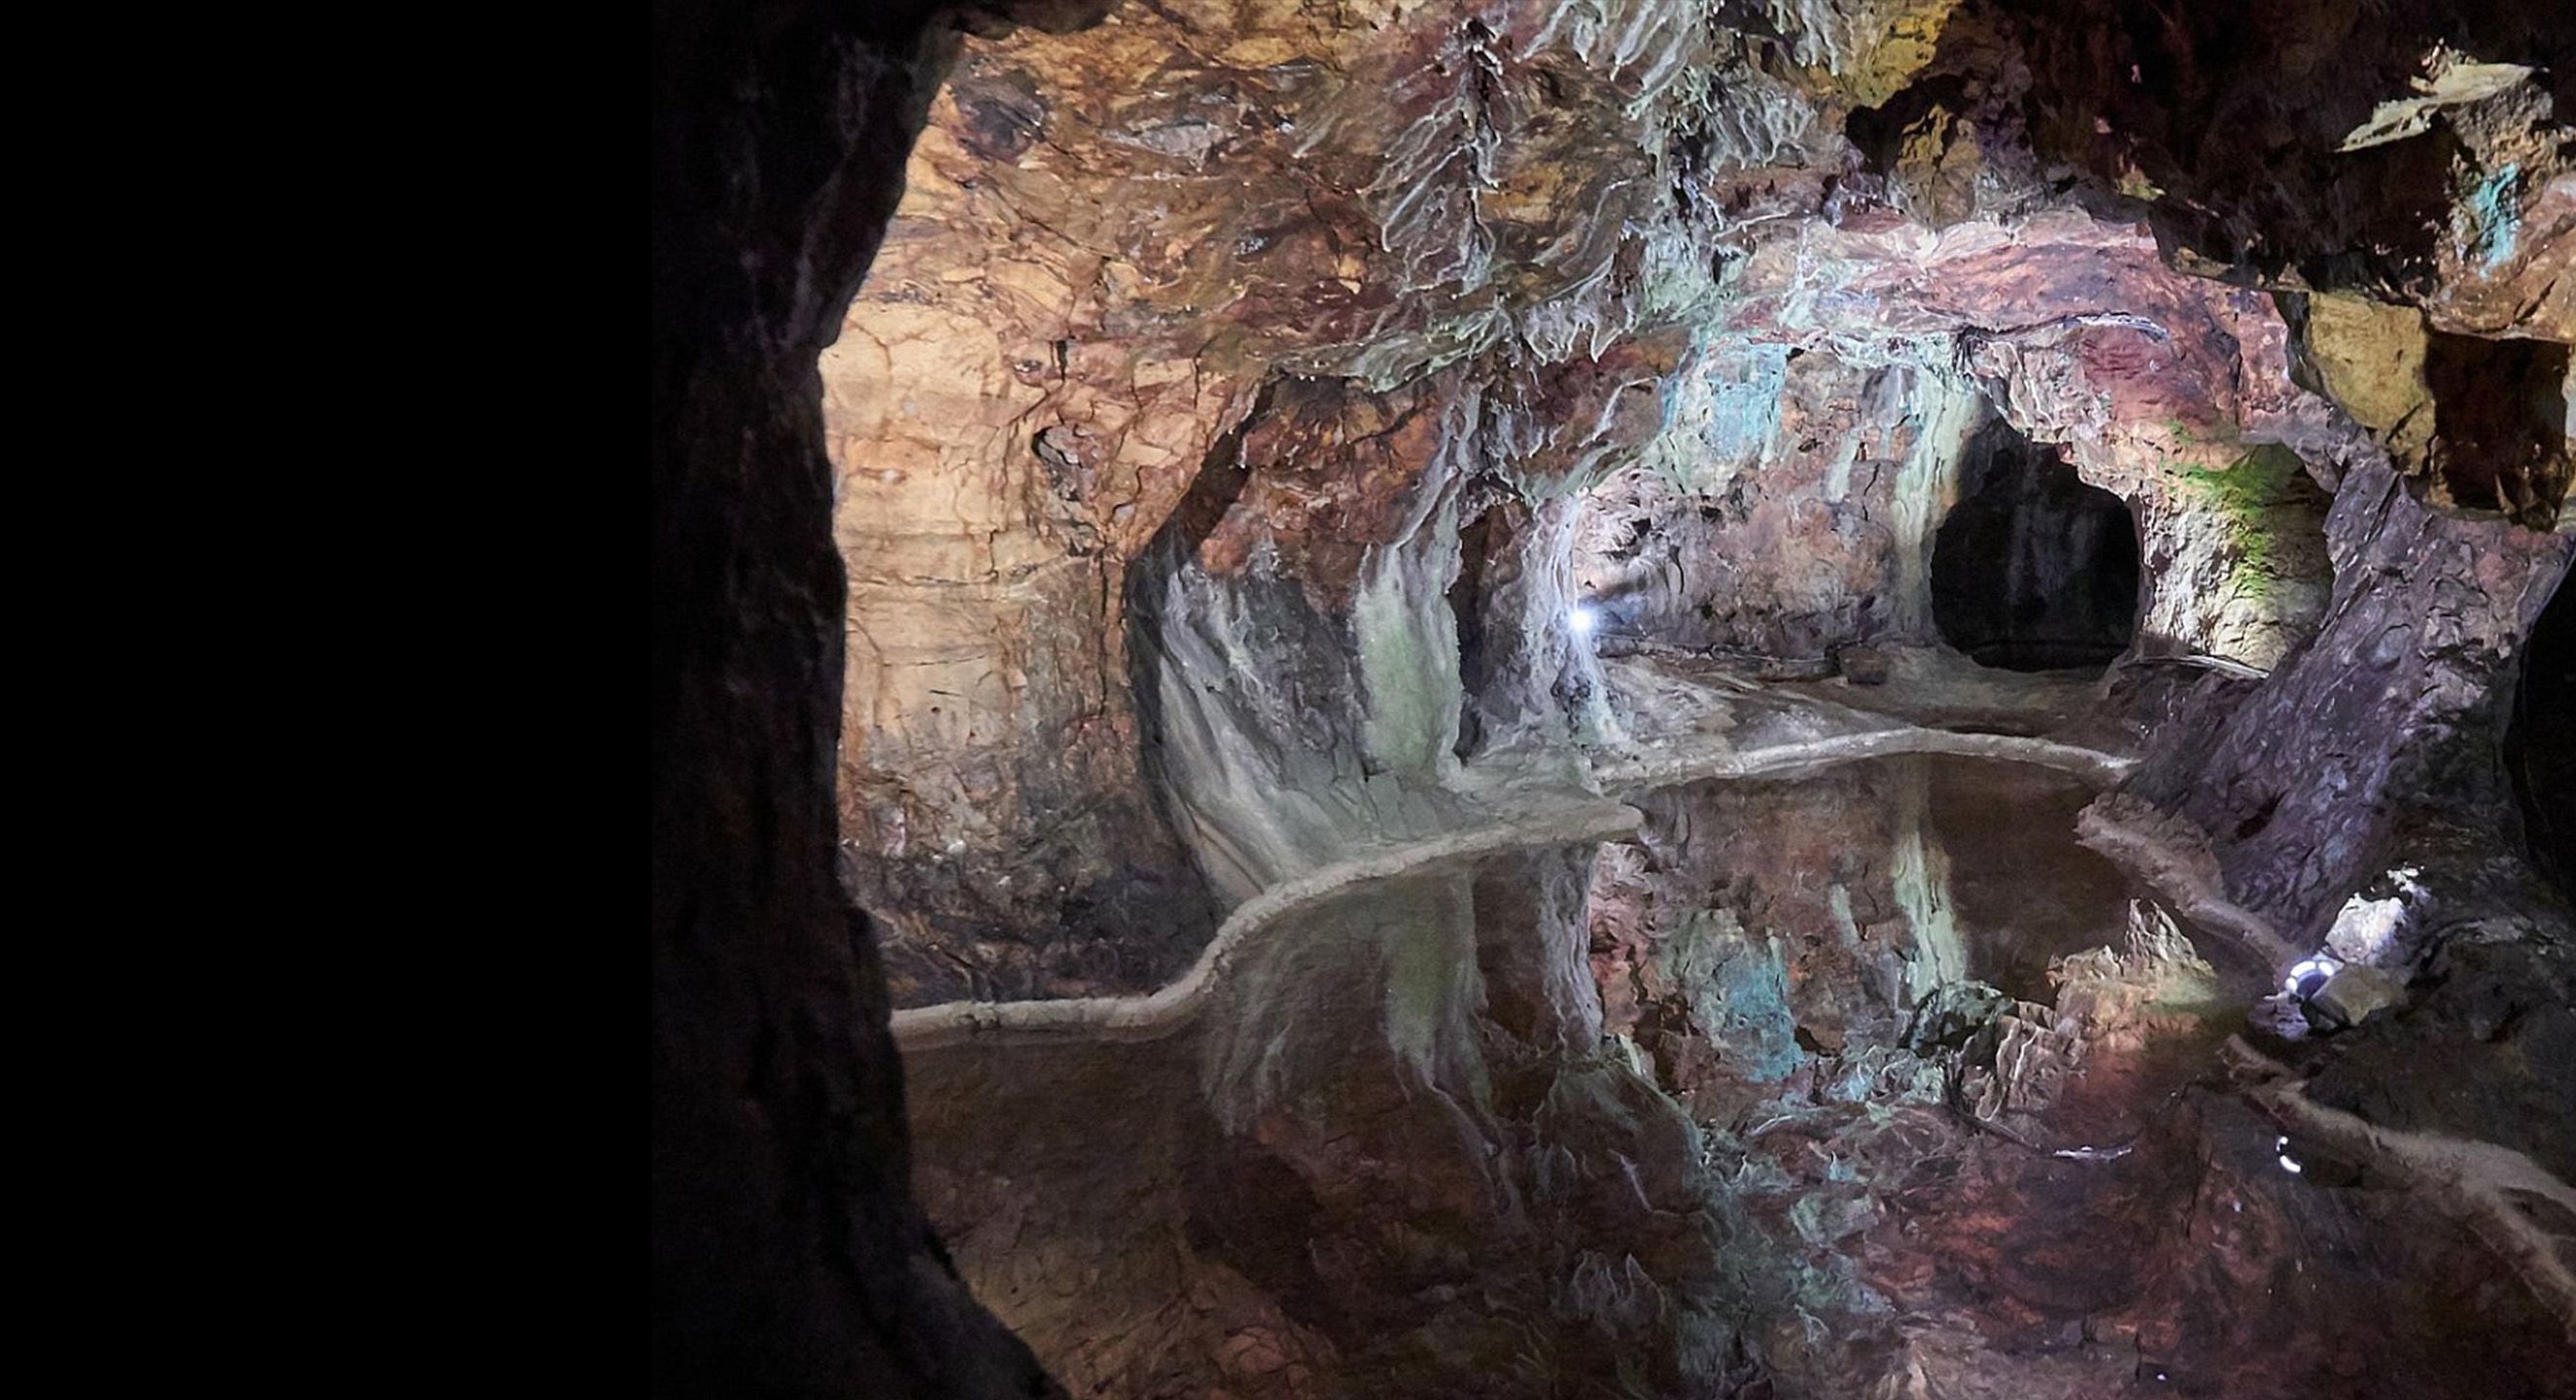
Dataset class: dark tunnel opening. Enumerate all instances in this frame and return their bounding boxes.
[1931,418,2141,673]
[2508,569,2575,898]
[659,1,2576,1391]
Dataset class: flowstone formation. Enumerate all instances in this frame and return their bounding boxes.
[652,0,2576,1394]
[828,0,2565,1006]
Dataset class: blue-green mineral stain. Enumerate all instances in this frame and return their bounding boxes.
[1669,912,1805,1081]
[2466,163,2522,270]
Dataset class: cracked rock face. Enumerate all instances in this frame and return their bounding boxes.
[654,0,2576,1393]
[832,0,2559,1006]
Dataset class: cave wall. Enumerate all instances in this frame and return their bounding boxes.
[1711,211,2350,673]
[819,50,1284,1001]
[650,1,1065,1395]
[1951,0,2576,530]
[1950,0,2576,962]
[1454,489,1621,762]
[1571,351,1978,665]
[823,0,1752,997]
[1128,368,1482,901]
[818,0,2526,1011]
[657,0,2574,1392]
[1134,346,1672,899]
[2131,454,2574,937]
[1556,218,2350,680]
[1983,0,2573,337]
[2111,436,2576,1235]
[823,218,1242,1000]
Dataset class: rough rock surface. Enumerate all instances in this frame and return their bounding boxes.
[655,0,2576,1392]
[651,3,1073,1397]
[827,0,2544,1003]
[828,0,1725,998]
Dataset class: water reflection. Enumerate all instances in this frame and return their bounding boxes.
[903,756,2572,1399]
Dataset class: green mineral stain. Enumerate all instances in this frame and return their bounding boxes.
[2466,162,2522,270]
[2176,442,2307,601]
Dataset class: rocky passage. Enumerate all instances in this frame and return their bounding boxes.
[820,4,2566,1004]
[652,0,2576,1394]
[1927,420,2141,672]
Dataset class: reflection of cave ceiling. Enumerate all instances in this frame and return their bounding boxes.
[647,1,2576,1395]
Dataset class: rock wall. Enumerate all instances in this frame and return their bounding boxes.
[2130,455,2574,937]
[1132,344,1678,893]
[1564,245,2350,680]
[654,0,2576,1391]
[1711,211,2349,672]
[819,0,2574,1008]
[649,1,1069,1394]
[834,7,2558,1024]
[1571,352,1976,666]
[823,0,1745,998]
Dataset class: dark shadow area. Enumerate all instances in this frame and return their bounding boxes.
[1931,418,2141,673]
[651,1,1071,1393]
[1983,0,2553,296]
[2507,570,2574,898]
[1450,503,1503,760]
[2424,331,2571,528]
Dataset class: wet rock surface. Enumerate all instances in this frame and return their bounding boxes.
[654,0,2576,1392]
[828,0,2546,1003]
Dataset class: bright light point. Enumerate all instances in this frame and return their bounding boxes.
[2284,955,2344,998]
[1569,604,1599,637]
[2279,1154,2305,1174]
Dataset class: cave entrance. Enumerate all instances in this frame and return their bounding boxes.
[1930,419,2140,673]
[2507,570,2573,899]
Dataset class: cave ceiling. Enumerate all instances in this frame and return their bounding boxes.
[650,0,2576,1394]
[827,0,2570,1006]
